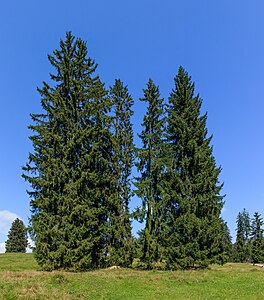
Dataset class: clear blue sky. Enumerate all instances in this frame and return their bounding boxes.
[1,0,264,251]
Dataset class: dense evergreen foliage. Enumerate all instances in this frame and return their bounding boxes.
[108,79,134,266]
[5,218,28,253]
[23,33,232,270]
[233,209,264,263]
[250,212,264,263]
[164,67,225,269]
[233,209,251,262]
[23,32,115,270]
[134,79,166,268]
[219,220,233,262]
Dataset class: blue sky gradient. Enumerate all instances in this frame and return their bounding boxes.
[1,0,264,249]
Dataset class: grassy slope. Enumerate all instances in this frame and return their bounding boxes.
[0,253,263,299]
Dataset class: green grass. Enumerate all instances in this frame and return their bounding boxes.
[0,253,263,299]
[0,253,39,271]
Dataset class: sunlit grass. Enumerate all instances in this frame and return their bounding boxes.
[0,253,39,271]
[0,253,263,299]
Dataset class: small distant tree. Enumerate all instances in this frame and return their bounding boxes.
[233,209,251,262]
[218,220,233,262]
[5,218,28,253]
[250,212,264,263]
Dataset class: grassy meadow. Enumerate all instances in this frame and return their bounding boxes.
[0,253,263,299]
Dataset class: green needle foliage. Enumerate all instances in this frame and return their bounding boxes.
[22,32,114,270]
[22,32,231,270]
[165,67,225,269]
[135,79,166,269]
[250,212,264,263]
[233,209,251,262]
[5,218,28,253]
[219,220,233,262]
[108,79,134,266]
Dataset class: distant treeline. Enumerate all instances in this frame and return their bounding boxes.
[233,209,264,263]
[22,32,230,271]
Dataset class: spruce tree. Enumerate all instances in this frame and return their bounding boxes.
[233,209,251,262]
[107,79,134,266]
[22,32,114,270]
[5,218,28,253]
[250,212,264,263]
[233,212,244,262]
[165,67,225,269]
[134,79,166,269]
[219,219,233,262]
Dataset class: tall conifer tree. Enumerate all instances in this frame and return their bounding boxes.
[23,32,114,270]
[165,67,225,269]
[108,79,134,266]
[135,79,166,268]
